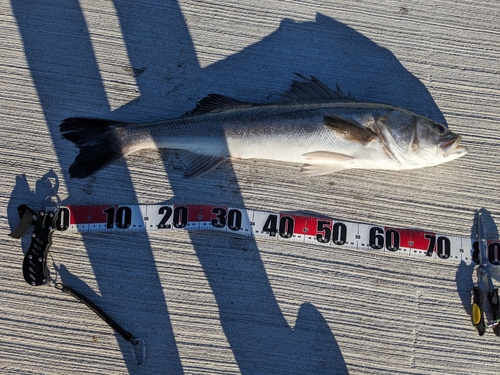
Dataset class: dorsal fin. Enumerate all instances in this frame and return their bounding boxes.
[281,74,356,102]
[185,94,253,116]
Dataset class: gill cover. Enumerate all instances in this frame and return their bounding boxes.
[375,110,419,167]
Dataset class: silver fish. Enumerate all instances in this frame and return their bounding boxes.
[61,75,467,178]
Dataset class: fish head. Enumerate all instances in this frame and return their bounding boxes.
[414,115,468,164]
[375,109,467,169]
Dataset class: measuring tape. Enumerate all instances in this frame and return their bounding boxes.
[47,203,500,266]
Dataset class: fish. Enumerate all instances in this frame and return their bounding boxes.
[60,75,467,178]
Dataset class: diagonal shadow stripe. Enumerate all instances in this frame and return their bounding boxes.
[11,1,183,373]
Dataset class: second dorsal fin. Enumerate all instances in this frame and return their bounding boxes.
[185,94,253,116]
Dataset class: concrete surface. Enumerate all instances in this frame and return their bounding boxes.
[1,0,500,374]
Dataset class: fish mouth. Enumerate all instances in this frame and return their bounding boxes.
[440,136,467,157]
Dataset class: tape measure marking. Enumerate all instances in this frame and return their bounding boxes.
[52,204,480,264]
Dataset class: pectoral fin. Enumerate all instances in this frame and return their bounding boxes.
[302,151,353,163]
[324,115,376,144]
[301,151,353,176]
[301,151,352,176]
[178,151,226,178]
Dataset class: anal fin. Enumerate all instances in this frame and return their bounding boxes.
[178,151,226,178]
[301,163,347,176]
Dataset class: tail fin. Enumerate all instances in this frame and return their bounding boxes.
[60,118,126,178]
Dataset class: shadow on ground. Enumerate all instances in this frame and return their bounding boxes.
[11,1,446,373]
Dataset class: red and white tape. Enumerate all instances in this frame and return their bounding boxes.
[45,203,493,265]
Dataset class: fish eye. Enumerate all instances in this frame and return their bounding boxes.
[434,123,448,136]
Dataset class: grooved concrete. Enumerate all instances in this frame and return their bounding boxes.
[1,1,499,374]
